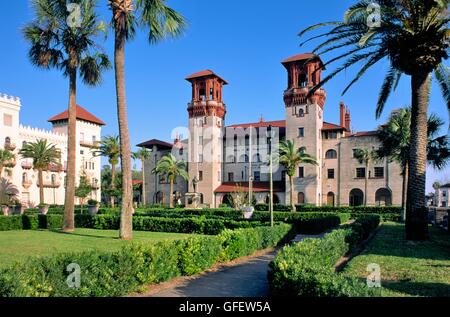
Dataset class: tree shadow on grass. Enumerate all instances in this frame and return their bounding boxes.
[48,229,122,240]
[382,280,450,297]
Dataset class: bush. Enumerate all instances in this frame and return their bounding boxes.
[0,216,23,231]
[268,215,380,297]
[0,224,293,297]
[0,215,63,231]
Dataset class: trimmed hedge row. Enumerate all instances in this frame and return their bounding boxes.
[0,224,295,297]
[0,215,63,231]
[268,215,381,297]
[255,203,402,214]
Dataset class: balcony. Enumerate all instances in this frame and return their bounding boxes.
[44,163,64,173]
[4,142,16,151]
[37,180,61,188]
[22,179,32,189]
[21,161,33,170]
[4,158,16,168]
[80,140,100,149]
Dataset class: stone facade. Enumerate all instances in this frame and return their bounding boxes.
[138,53,403,208]
[0,94,103,207]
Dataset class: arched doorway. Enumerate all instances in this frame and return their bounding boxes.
[375,188,392,206]
[222,194,233,207]
[265,194,280,204]
[349,189,364,206]
[298,192,305,205]
[327,192,335,206]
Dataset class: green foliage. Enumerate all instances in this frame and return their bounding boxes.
[268,215,381,297]
[75,176,94,201]
[0,224,292,297]
[0,215,63,231]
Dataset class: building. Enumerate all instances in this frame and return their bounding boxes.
[435,183,450,208]
[137,53,403,208]
[0,93,104,207]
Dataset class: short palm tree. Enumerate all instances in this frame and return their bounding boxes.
[152,154,188,208]
[93,135,120,207]
[298,0,449,240]
[19,140,60,206]
[0,149,15,177]
[354,148,378,206]
[278,140,318,211]
[108,0,186,239]
[23,0,111,232]
[132,148,152,206]
[377,107,450,220]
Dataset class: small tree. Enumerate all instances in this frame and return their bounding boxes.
[0,149,15,176]
[75,175,94,214]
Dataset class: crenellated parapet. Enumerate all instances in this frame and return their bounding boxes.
[19,124,68,145]
[0,93,21,106]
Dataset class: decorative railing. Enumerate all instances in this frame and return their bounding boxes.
[80,140,100,149]
[4,142,16,151]
[21,161,33,170]
[4,158,16,168]
[37,180,61,188]
[22,180,32,189]
[44,163,64,173]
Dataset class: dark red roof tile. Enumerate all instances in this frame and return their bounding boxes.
[48,105,105,126]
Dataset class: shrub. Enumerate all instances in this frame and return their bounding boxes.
[0,215,63,231]
[268,216,380,297]
[0,224,293,297]
[0,216,23,231]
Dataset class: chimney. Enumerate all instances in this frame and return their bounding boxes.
[339,102,346,127]
[345,109,351,132]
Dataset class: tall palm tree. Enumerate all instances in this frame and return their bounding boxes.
[354,148,378,206]
[108,0,186,240]
[93,135,120,207]
[23,0,111,232]
[298,0,449,240]
[278,140,318,212]
[377,107,450,220]
[152,154,188,208]
[0,149,15,177]
[132,147,152,206]
[19,140,60,206]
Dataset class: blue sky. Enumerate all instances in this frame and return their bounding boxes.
[0,0,448,192]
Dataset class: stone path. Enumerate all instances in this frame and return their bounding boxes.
[138,233,325,298]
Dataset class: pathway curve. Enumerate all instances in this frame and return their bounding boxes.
[136,233,324,298]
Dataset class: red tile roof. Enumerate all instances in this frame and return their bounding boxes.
[186,70,228,85]
[215,181,286,193]
[348,131,378,137]
[133,180,142,186]
[227,120,286,129]
[322,122,346,131]
[282,53,325,69]
[48,105,105,126]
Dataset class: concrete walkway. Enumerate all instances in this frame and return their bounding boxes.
[138,233,324,298]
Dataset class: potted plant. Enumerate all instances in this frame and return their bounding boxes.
[241,205,255,219]
[87,199,99,215]
[39,204,49,215]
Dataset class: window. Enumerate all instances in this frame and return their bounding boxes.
[325,149,337,159]
[324,131,338,139]
[298,109,305,117]
[328,169,335,179]
[198,154,203,163]
[80,133,85,142]
[80,150,84,155]
[254,171,261,182]
[298,128,305,138]
[3,114,12,127]
[299,167,305,179]
[198,171,203,181]
[298,73,307,87]
[374,167,384,178]
[199,136,203,145]
[228,173,234,182]
[92,136,96,143]
[356,168,366,178]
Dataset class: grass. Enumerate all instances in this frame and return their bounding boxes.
[343,222,450,297]
[0,229,197,268]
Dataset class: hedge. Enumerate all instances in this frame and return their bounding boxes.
[0,224,295,297]
[268,215,381,297]
[0,215,63,231]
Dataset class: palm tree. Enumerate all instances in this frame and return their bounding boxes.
[377,107,450,220]
[152,154,188,208]
[278,140,318,212]
[93,135,120,207]
[23,0,111,232]
[19,140,60,206]
[0,149,15,177]
[354,148,378,206]
[132,148,152,206]
[298,0,449,240]
[108,0,186,239]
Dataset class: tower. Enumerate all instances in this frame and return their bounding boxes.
[186,70,227,207]
[282,53,327,206]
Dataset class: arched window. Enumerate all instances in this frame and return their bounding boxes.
[5,137,11,146]
[327,192,335,206]
[22,173,28,183]
[240,155,249,163]
[298,108,305,117]
[375,188,392,206]
[51,174,57,184]
[298,192,305,204]
[325,149,338,159]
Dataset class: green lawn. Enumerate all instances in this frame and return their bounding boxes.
[343,222,450,297]
[0,229,197,268]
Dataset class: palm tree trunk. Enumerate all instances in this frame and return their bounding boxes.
[364,162,368,206]
[401,163,408,222]
[111,163,116,208]
[141,158,146,206]
[38,169,44,205]
[63,67,77,232]
[114,30,133,240]
[290,176,295,212]
[406,71,431,241]
[0,164,3,176]
[169,179,174,209]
